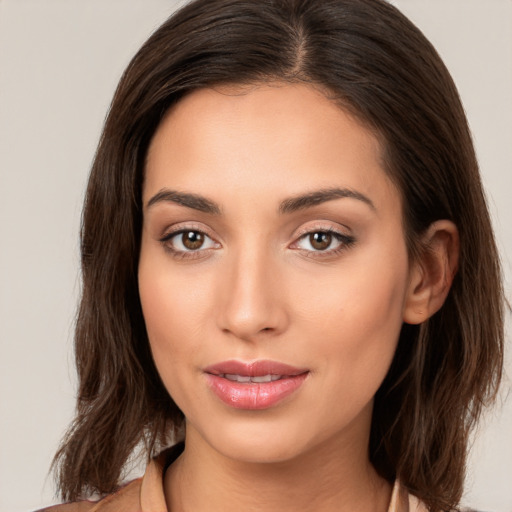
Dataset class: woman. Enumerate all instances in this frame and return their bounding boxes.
[44,0,504,511]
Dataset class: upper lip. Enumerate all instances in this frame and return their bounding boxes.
[204,360,308,377]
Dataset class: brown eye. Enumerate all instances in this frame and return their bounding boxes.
[161,228,218,255]
[309,232,332,250]
[293,229,354,254]
[182,231,205,250]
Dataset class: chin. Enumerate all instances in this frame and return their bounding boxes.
[216,437,307,465]
[189,414,321,465]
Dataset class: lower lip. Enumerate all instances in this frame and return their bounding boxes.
[205,373,308,410]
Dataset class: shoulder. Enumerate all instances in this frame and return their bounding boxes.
[408,493,429,512]
[35,442,183,512]
[35,502,96,512]
[408,493,485,512]
[34,478,143,512]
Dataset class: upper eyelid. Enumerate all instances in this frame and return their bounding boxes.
[293,221,352,238]
[159,222,216,240]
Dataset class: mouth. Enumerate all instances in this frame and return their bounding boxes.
[218,373,285,383]
[203,360,309,410]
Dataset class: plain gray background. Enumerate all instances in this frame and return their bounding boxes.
[0,1,511,511]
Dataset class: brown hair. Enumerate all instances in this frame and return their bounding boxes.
[53,1,504,510]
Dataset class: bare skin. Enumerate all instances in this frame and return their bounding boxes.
[138,83,458,512]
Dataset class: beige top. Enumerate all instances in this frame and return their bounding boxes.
[39,446,428,512]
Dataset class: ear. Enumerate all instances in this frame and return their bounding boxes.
[403,220,459,325]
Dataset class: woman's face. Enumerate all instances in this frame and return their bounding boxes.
[139,83,412,463]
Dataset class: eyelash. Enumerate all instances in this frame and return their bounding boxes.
[159,225,355,260]
[291,228,355,258]
[159,226,219,260]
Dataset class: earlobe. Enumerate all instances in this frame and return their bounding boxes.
[403,220,459,325]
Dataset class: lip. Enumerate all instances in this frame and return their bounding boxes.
[204,360,309,410]
[204,359,308,377]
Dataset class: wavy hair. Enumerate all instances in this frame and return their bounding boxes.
[53,1,504,510]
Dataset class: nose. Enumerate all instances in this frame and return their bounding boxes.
[216,246,289,342]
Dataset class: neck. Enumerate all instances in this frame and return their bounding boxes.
[164,424,391,512]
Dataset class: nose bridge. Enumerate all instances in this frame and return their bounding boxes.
[217,238,286,340]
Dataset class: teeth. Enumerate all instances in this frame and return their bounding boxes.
[223,374,283,383]
[251,375,273,383]
[225,374,251,383]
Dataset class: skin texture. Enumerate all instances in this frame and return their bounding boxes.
[138,83,458,512]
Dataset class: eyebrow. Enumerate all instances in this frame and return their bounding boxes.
[146,189,221,214]
[145,186,375,215]
[279,187,376,214]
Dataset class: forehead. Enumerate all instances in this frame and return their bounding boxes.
[144,83,398,216]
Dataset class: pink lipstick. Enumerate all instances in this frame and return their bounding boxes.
[204,360,309,410]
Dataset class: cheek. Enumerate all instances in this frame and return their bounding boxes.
[138,248,213,386]
[300,241,407,325]
[292,251,409,433]
[296,237,409,380]
[139,272,210,415]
